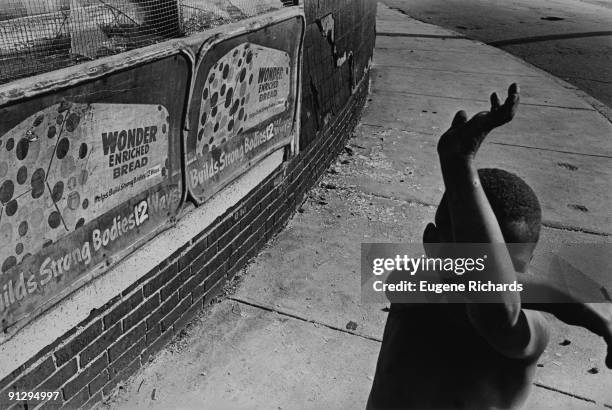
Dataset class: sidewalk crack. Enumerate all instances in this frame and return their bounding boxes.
[361,191,435,208]
[377,32,470,40]
[373,64,542,78]
[325,184,436,208]
[533,382,597,404]
[371,89,597,112]
[488,142,612,159]
[541,221,610,237]
[227,296,382,343]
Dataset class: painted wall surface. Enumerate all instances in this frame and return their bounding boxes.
[0,54,188,337]
[185,16,303,204]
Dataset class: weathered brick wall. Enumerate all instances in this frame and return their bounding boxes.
[300,0,376,150]
[0,1,376,408]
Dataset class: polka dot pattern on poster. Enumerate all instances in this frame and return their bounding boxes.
[195,43,291,158]
[0,102,171,274]
[0,102,83,273]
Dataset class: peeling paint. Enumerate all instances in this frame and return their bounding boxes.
[318,13,335,42]
[317,13,355,70]
[336,50,352,67]
[317,13,340,65]
[323,112,332,127]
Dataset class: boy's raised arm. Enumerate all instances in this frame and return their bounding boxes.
[437,84,547,358]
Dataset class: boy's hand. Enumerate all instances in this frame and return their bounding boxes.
[437,83,520,163]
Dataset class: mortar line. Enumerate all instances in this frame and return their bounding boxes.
[227,296,383,343]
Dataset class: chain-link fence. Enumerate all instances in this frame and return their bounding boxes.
[0,0,295,85]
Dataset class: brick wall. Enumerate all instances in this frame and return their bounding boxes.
[0,1,376,408]
[300,0,377,150]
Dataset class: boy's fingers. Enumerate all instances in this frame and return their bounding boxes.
[508,82,519,96]
[504,83,520,113]
[505,90,520,108]
[487,83,520,126]
[451,110,468,127]
[490,92,501,111]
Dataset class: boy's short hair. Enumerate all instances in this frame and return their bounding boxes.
[438,168,541,244]
[478,168,541,243]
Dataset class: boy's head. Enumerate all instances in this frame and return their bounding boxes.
[429,168,542,272]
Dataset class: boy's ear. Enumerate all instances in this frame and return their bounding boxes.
[423,223,441,257]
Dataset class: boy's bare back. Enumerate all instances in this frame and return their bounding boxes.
[367,303,547,409]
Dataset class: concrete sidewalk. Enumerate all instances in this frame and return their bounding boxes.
[104,4,612,409]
